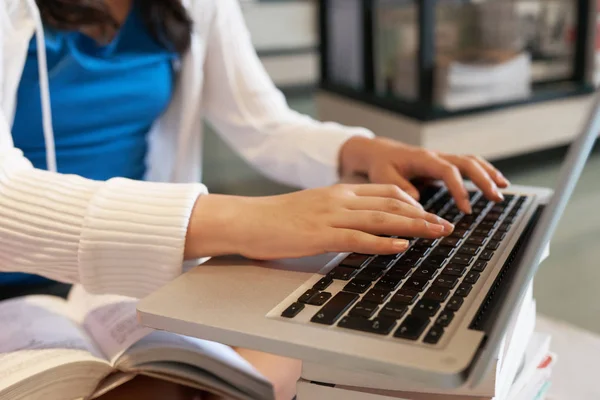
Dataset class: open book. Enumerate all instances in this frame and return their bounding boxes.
[0,286,274,400]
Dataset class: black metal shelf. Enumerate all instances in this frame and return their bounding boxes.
[319,0,594,122]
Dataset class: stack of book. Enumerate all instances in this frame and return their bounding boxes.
[434,52,532,111]
[297,282,557,400]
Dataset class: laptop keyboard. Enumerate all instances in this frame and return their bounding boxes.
[280,185,528,345]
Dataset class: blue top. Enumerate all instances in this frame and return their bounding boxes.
[4,2,177,286]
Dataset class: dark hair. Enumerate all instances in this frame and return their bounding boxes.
[35,0,193,54]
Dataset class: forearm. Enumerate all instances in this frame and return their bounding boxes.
[0,150,206,297]
[184,194,249,259]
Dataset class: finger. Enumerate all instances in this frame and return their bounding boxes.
[369,165,421,201]
[349,184,423,209]
[419,154,472,214]
[445,156,503,202]
[346,196,454,232]
[326,229,410,255]
[333,210,451,238]
[473,156,510,188]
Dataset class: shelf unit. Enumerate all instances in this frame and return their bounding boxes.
[316,0,598,159]
[319,0,596,121]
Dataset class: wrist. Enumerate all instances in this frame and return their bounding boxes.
[339,136,378,177]
[184,194,249,259]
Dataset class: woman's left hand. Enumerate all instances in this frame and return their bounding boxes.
[339,136,510,214]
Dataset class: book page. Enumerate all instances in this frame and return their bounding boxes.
[116,331,272,399]
[0,296,106,390]
[68,286,152,363]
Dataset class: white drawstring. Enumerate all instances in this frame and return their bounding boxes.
[25,0,57,173]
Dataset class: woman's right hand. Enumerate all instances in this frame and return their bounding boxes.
[185,184,454,260]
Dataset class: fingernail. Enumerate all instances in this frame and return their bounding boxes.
[436,216,454,230]
[429,223,445,233]
[464,203,473,215]
[498,172,510,186]
[393,239,410,250]
[496,190,505,201]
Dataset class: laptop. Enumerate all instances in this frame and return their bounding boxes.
[138,89,600,390]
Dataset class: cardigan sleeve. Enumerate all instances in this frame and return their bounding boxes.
[0,110,206,298]
[201,0,375,189]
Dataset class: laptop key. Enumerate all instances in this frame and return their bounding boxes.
[436,310,454,327]
[440,237,461,247]
[491,204,505,213]
[418,238,437,247]
[472,206,485,215]
[364,288,392,304]
[375,276,402,291]
[349,301,379,318]
[450,229,469,239]
[313,276,333,291]
[473,227,493,236]
[422,255,447,269]
[484,212,502,221]
[307,292,332,306]
[329,266,358,281]
[458,244,480,256]
[424,325,445,344]
[344,279,372,294]
[311,292,359,325]
[385,267,411,280]
[356,268,384,281]
[450,254,473,266]
[391,289,419,305]
[432,275,458,289]
[466,236,486,246]
[446,296,464,312]
[465,271,480,284]
[413,266,437,279]
[497,223,511,232]
[369,255,398,269]
[430,246,454,258]
[475,198,490,208]
[478,220,497,229]
[443,265,467,277]
[486,240,501,250]
[395,256,421,267]
[472,260,488,272]
[402,277,429,292]
[460,215,477,224]
[413,299,441,317]
[492,232,507,241]
[339,253,371,269]
[480,250,494,261]
[378,303,408,320]
[281,302,305,318]
[299,289,319,303]
[457,220,475,230]
[394,315,430,340]
[455,282,473,297]
[424,288,450,302]
[339,316,396,335]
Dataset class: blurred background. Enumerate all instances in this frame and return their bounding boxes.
[204,0,600,335]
